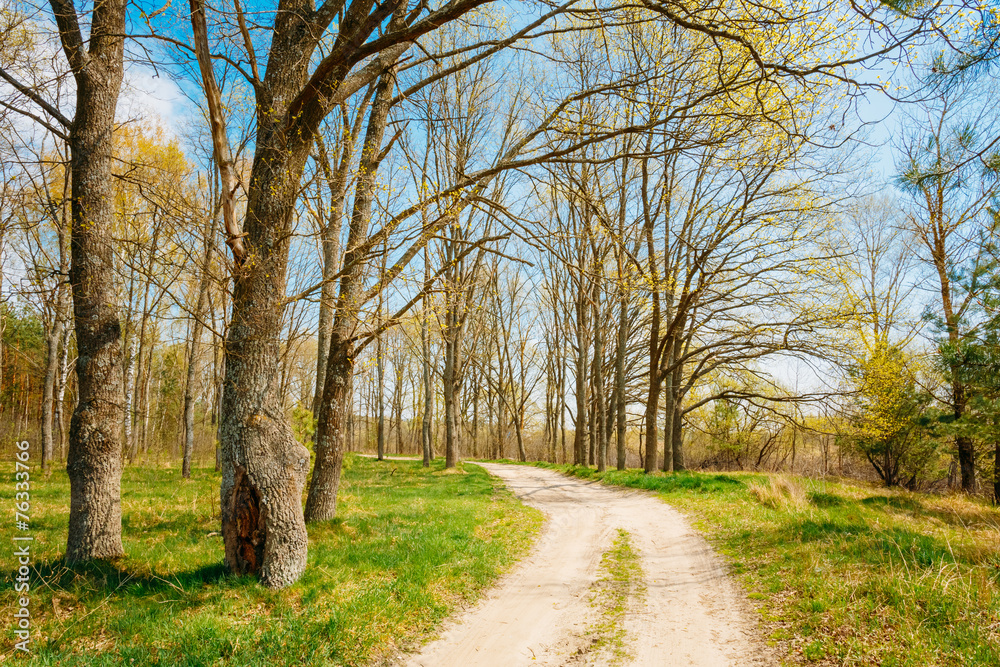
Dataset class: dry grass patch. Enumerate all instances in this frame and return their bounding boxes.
[749,475,807,510]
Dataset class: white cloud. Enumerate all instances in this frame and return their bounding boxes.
[118,65,192,138]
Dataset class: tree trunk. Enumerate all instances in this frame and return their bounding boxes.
[60,0,128,562]
[560,343,567,465]
[217,172,313,587]
[182,209,217,478]
[123,333,137,459]
[55,324,72,461]
[138,347,152,457]
[954,383,975,491]
[669,334,685,470]
[993,438,999,505]
[311,134,353,419]
[615,295,627,470]
[215,122,319,587]
[643,377,660,474]
[663,371,674,473]
[41,317,63,472]
[588,384,597,466]
[593,293,607,472]
[43,199,71,472]
[422,247,434,468]
[544,351,553,461]
[472,380,479,458]
[931,227,976,492]
[376,330,385,462]
[442,264,460,467]
[573,290,589,465]
[443,337,459,467]
[305,331,353,520]
[213,341,223,472]
[393,360,404,455]
[671,396,684,471]
[306,68,395,521]
[642,209,661,474]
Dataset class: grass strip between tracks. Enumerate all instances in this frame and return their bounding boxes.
[519,461,1000,666]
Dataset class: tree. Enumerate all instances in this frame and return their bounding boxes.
[188,0,526,586]
[897,77,1000,491]
[183,177,219,478]
[936,204,1000,502]
[49,0,128,562]
[845,343,936,488]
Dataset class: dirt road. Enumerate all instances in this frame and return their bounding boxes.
[401,463,773,666]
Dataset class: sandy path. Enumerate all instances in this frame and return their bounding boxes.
[401,463,773,667]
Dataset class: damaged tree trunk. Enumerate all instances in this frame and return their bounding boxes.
[191,0,312,587]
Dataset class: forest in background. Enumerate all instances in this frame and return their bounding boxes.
[0,0,998,587]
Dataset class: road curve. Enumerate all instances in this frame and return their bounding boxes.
[400,463,774,667]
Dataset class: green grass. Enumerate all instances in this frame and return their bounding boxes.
[585,529,645,665]
[1,455,541,665]
[528,462,1000,666]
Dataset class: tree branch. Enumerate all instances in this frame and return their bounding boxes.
[0,67,72,128]
[190,0,247,264]
[48,0,87,72]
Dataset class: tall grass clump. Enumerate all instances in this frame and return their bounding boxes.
[748,475,807,510]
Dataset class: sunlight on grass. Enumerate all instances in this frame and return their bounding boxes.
[532,462,1000,666]
[1,455,541,665]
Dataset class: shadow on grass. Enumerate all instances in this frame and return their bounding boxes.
[19,557,237,602]
[862,495,924,512]
[808,492,850,508]
[787,519,963,568]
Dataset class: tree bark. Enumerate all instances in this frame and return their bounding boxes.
[42,197,71,473]
[393,352,404,454]
[930,211,975,491]
[593,290,607,472]
[422,246,434,467]
[560,340,567,465]
[182,206,217,478]
[41,317,63,472]
[56,0,129,562]
[662,373,674,474]
[471,378,480,458]
[642,187,661,474]
[615,294,627,470]
[123,333,137,459]
[376,328,386,462]
[443,335,459,467]
[573,288,589,466]
[55,324,72,461]
[217,207,312,587]
[670,382,684,471]
[311,132,354,418]
[307,68,395,521]
[442,248,460,467]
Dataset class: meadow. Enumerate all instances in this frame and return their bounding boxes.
[1,456,540,666]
